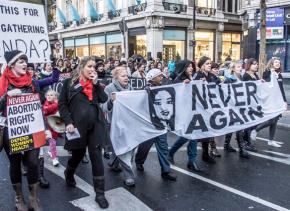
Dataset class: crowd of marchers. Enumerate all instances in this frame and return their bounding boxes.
[0,50,287,210]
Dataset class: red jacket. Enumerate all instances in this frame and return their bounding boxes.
[43,100,59,139]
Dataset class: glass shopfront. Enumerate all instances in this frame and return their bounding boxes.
[128,28,147,58]
[90,35,105,58]
[222,32,241,61]
[64,38,75,59]
[128,35,147,58]
[163,29,186,61]
[106,33,123,60]
[63,32,123,60]
[75,37,89,58]
[195,31,214,60]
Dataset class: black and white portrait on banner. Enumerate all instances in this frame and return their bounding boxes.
[148,87,176,131]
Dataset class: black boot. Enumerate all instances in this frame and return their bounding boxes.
[39,158,49,189]
[12,183,28,211]
[202,141,216,164]
[224,133,237,152]
[64,165,76,187]
[28,183,43,211]
[237,132,250,159]
[93,176,109,209]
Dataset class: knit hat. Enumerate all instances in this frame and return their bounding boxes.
[146,68,164,82]
[4,50,28,66]
[197,56,210,69]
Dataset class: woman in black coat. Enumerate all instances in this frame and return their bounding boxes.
[242,58,259,152]
[59,56,109,209]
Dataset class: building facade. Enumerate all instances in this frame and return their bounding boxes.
[49,0,243,63]
[241,0,290,71]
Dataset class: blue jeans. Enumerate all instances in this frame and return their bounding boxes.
[169,137,197,164]
[153,134,171,173]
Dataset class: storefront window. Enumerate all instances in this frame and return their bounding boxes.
[195,31,214,60]
[129,35,147,58]
[166,0,184,4]
[90,35,105,58]
[75,37,89,58]
[163,30,186,61]
[106,33,123,60]
[222,33,241,61]
[197,0,214,8]
[64,38,75,58]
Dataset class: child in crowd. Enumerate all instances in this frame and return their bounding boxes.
[43,90,60,167]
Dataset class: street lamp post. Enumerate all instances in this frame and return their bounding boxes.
[192,0,196,61]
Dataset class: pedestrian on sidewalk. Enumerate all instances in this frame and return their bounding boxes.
[59,56,109,209]
[250,57,287,148]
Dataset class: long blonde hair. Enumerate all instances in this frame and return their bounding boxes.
[266,57,282,73]
[71,56,96,85]
[229,61,241,75]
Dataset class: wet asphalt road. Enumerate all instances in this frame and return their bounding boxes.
[1,127,290,211]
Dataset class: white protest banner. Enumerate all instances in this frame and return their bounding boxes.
[110,79,286,156]
[0,0,51,63]
[7,93,46,154]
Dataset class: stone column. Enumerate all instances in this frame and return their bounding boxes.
[187,21,194,60]
[146,0,164,13]
[215,29,223,63]
[121,0,129,16]
[57,33,64,59]
[102,0,109,20]
[146,17,164,59]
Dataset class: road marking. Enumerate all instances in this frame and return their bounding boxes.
[256,137,284,145]
[246,151,290,165]
[262,150,290,158]
[171,165,290,211]
[44,160,152,211]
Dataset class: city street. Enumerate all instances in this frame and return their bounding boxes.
[1,127,290,211]
[1,0,290,211]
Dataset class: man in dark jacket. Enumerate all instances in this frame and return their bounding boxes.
[134,68,177,181]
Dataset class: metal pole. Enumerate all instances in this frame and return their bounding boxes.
[192,0,196,61]
[44,0,48,21]
[123,18,127,58]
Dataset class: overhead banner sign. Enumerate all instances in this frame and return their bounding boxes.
[111,79,286,156]
[257,8,284,40]
[7,94,46,154]
[0,1,51,63]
